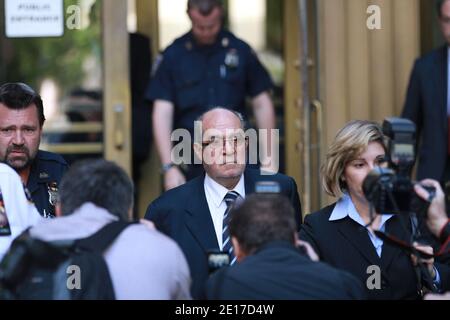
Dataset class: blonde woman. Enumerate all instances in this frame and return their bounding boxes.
[299,120,448,300]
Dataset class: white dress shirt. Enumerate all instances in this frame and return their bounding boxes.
[204,173,246,249]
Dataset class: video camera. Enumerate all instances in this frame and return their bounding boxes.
[362,117,435,215]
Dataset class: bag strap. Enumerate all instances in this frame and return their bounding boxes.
[75,221,137,253]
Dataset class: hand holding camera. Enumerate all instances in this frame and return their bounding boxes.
[414,179,448,239]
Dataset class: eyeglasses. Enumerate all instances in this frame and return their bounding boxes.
[202,134,248,149]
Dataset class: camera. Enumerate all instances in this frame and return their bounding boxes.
[207,251,230,275]
[362,117,435,215]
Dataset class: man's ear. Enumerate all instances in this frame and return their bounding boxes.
[55,203,62,217]
[232,236,246,262]
[193,142,203,163]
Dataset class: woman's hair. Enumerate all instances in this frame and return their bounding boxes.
[322,120,385,198]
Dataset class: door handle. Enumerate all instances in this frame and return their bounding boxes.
[114,104,125,150]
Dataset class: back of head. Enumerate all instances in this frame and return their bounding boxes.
[58,159,133,220]
[229,194,296,255]
[0,83,45,127]
[187,0,222,15]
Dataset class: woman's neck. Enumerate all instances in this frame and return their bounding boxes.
[349,195,380,230]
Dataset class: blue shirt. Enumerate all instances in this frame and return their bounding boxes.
[329,194,393,257]
[146,29,273,133]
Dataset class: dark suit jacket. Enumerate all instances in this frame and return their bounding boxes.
[145,168,302,299]
[205,241,366,300]
[299,204,450,300]
[402,45,448,181]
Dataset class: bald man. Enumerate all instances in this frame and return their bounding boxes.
[145,108,301,299]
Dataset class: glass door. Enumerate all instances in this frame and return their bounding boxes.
[0,0,132,175]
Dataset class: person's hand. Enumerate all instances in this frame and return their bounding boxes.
[414,179,448,237]
[424,291,450,300]
[410,242,436,279]
[296,240,320,262]
[164,166,186,191]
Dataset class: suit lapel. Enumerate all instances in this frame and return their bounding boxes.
[434,46,447,133]
[336,218,380,266]
[380,215,411,271]
[184,176,220,252]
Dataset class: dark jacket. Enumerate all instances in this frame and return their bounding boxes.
[206,241,366,300]
[402,45,448,181]
[145,168,302,299]
[299,204,450,300]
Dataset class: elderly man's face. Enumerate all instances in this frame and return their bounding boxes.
[0,103,41,172]
[194,109,247,188]
[440,0,450,45]
[188,6,223,46]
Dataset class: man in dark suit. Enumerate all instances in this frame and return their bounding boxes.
[402,0,450,184]
[206,194,365,300]
[145,107,302,299]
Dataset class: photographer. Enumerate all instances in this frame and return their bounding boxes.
[206,194,365,300]
[299,120,449,299]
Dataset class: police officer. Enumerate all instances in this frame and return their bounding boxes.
[0,82,68,218]
[146,0,276,191]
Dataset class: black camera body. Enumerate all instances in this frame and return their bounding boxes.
[362,117,435,215]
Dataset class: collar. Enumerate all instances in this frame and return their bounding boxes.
[204,173,245,208]
[329,193,393,228]
[253,240,299,255]
[30,202,118,242]
[27,150,51,193]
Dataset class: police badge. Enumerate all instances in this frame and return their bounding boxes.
[45,182,59,219]
[0,189,12,236]
[47,182,59,206]
[224,49,239,69]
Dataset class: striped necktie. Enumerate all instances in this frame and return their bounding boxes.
[222,191,239,265]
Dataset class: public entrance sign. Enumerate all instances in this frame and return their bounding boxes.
[5,0,64,38]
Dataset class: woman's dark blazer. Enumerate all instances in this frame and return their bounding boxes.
[299,203,450,300]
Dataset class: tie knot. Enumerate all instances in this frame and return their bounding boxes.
[224,191,239,208]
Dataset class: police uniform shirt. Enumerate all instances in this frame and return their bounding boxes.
[145,29,273,133]
[27,150,68,219]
